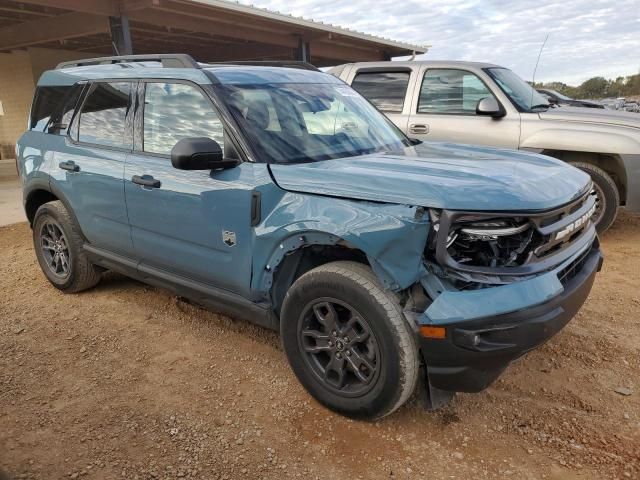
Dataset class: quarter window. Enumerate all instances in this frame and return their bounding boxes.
[418,69,493,114]
[351,71,410,113]
[30,85,83,134]
[78,82,131,147]
[143,82,224,155]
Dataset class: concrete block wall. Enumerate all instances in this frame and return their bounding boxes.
[0,50,36,154]
[0,48,101,158]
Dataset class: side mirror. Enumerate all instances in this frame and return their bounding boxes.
[171,137,239,171]
[547,97,559,105]
[476,96,505,118]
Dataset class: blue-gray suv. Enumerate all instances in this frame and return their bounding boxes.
[18,55,602,419]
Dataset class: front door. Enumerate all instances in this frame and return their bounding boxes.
[407,68,521,149]
[124,81,255,295]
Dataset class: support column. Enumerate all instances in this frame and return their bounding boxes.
[109,15,133,56]
[296,37,311,63]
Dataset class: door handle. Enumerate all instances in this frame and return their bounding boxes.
[59,160,80,172]
[131,175,161,188]
[409,123,429,135]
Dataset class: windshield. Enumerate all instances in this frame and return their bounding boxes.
[218,83,410,164]
[486,68,550,111]
[547,89,572,101]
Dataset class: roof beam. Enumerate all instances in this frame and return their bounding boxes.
[311,41,386,62]
[12,0,119,16]
[126,8,299,48]
[0,11,110,50]
[0,6,54,17]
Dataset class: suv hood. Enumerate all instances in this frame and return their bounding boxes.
[539,106,640,129]
[269,142,591,211]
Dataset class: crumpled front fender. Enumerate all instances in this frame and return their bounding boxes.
[252,191,430,296]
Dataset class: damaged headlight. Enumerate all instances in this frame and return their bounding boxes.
[429,209,537,268]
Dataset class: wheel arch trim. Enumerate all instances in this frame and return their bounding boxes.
[24,180,85,239]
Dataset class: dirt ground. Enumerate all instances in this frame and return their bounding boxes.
[1,212,639,480]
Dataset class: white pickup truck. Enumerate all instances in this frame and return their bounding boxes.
[330,61,640,233]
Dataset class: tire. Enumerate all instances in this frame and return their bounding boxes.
[570,162,619,234]
[32,200,101,293]
[280,261,419,419]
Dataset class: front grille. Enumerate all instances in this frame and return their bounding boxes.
[557,242,595,287]
[530,190,595,261]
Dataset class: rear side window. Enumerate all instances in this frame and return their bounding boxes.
[418,69,493,114]
[351,71,410,113]
[78,82,132,148]
[30,86,80,133]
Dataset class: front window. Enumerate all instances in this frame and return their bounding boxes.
[219,83,410,164]
[486,68,550,112]
[418,69,494,114]
[143,82,225,155]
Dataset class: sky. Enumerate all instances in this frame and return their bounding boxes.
[238,0,640,85]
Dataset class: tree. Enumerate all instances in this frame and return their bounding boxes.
[538,69,640,99]
[578,77,609,99]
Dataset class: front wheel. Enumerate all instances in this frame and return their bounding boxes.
[570,162,619,234]
[280,261,419,419]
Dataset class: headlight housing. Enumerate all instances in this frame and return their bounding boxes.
[427,188,597,280]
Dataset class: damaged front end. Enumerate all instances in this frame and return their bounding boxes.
[404,188,602,408]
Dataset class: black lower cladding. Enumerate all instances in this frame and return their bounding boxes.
[419,244,602,393]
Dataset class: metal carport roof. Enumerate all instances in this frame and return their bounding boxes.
[0,0,429,66]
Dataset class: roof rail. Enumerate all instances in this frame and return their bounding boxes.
[209,60,320,72]
[56,54,200,70]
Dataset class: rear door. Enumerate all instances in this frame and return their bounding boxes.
[348,69,414,133]
[124,80,255,295]
[53,81,134,255]
[407,67,520,148]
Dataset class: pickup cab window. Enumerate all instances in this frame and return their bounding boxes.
[418,69,493,114]
[351,71,410,113]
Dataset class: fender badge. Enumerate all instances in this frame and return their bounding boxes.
[222,230,236,247]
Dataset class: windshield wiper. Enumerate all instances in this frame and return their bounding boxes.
[529,103,550,110]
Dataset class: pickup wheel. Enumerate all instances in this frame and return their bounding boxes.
[570,162,619,234]
[32,200,102,293]
[280,261,419,419]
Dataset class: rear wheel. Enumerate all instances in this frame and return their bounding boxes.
[32,201,101,293]
[570,162,619,234]
[280,261,419,419]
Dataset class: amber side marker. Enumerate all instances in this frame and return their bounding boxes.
[419,326,446,339]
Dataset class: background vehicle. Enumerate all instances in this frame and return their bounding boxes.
[19,55,601,419]
[330,61,640,233]
[623,100,640,113]
[536,88,605,109]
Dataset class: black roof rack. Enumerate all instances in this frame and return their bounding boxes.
[56,54,200,70]
[208,60,320,72]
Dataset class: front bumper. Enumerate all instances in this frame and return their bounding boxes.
[416,238,602,393]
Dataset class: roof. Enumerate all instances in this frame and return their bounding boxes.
[204,65,342,84]
[193,0,428,53]
[340,60,502,69]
